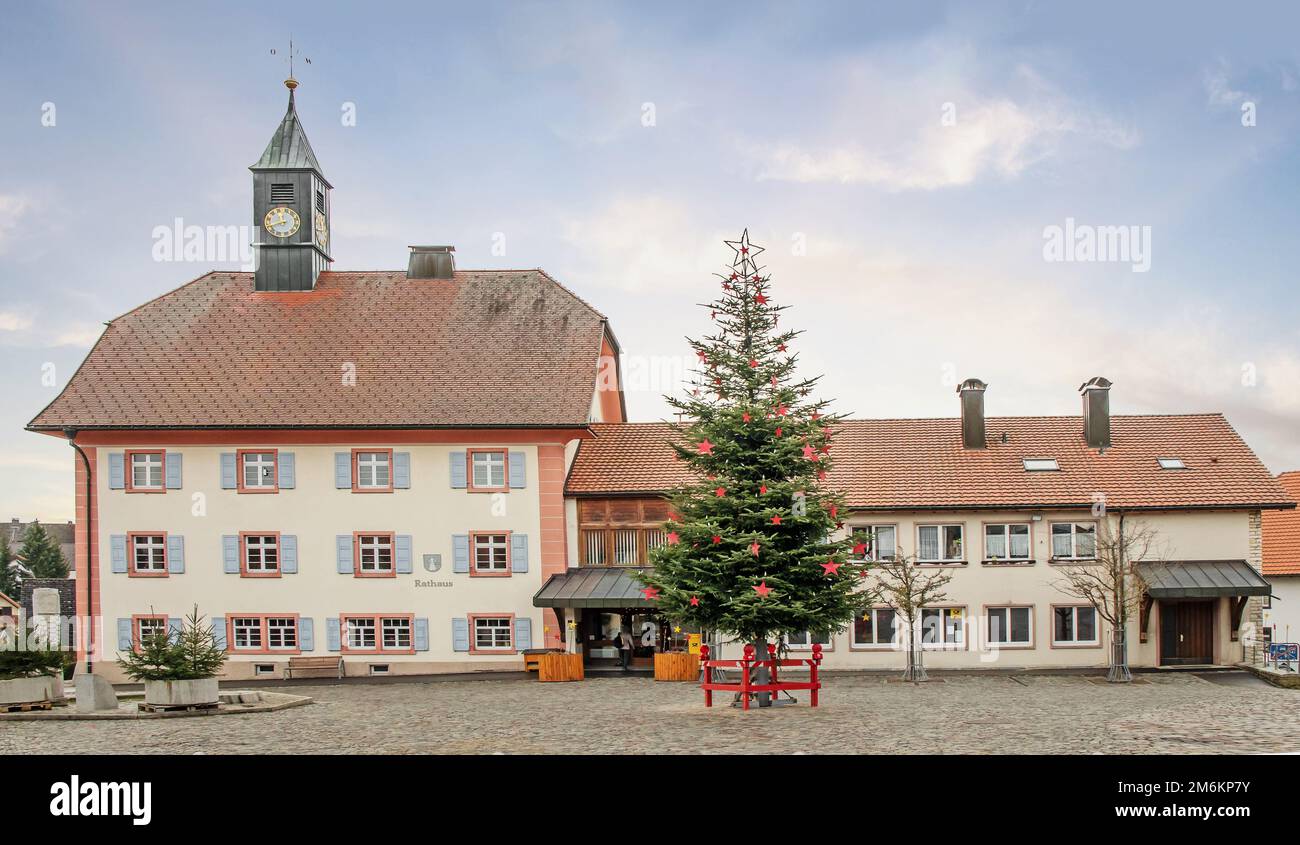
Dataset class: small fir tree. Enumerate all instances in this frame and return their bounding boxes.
[118,607,226,681]
[0,534,19,601]
[20,522,68,579]
[641,231,871,667]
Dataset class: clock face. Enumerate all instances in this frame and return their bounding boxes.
[263,206,301,238]
[314,210,329,249]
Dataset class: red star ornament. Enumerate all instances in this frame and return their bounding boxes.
[749,358,758,368]
[712,535,721,544]
[715,487,727,497]
[642,587,660,601]
[742,412,751,423]
[689,596,700,606]
[770,515,782,525]
[802,444,817,460]
[776,404,788,416]
[697,439,715,455]
[759,484,768,495]
[821,560,842,576]
[750,541,761,556]
[666,531,680,545]
[775,427,782,437]
[853,540,868,556]
[754,292,768,304]
[753,580,771,597]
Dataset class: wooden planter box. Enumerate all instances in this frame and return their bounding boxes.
[538,653,584,683]
[654,652,700,682]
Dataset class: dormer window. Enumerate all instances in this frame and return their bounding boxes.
[1157,458,1187,469]
[1023,458,1059,472]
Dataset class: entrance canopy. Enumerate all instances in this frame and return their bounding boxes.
[1137,560,1271,599]
[534,568,656,609]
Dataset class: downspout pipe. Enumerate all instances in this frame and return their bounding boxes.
[64,428,93,674]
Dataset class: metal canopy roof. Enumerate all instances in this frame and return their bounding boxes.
[1137,560,1271,599]
[533,568,655,609]
[251,91,325,176]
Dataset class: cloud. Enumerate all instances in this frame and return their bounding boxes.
[0,194,31,255]
[1204,60,1252,108]
[51,324,103,347]
[0,311,34,332]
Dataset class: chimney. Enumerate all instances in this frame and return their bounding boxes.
[1080,376,1113,449]
[407,245,455,279]
[957,378,988,449]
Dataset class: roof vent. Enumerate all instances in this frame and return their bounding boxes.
[407,245,455,280]
[1079,376,1112,449]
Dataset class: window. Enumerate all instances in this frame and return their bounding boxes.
[315,190,325,214]
[921,607,965,647]
[987,606,1033,646]
[469,450,507,490]
[130,534,167,575]
[1157,457,1187,469]
[135,616,167,649]
[381,618,411,650]
[852,525,897,561]
[852,608,897,648]
[242,533,280,575]
[1053,606,1098,645]
[127,451,164,491]
[342,615,413,653]
[917,524,964,563]
[1051,522,1097,559]
[786,630,832,650]
[239,451,277,491]
[232,617,263,650]
[354,450,392,491]
[1023,458,1059,471]
[472,533,509,575]
[984,523,1032,561]
[356,534,394,575]
[267,617,297,650]
[473,616,513,651]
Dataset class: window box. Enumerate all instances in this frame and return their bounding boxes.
[354,533,395,577]
[917,524,965,564]
[469,614,516,654]
[467,449,509,493]
[237,449,278,493]
[352,449,394,493]
[1051,605,1100,647]
[1050,522,1097,561]
[341,614,415,655]
[125,450,165,493]
[128,533,169,577]
[240,532,281,578]
[985,605,1034,648]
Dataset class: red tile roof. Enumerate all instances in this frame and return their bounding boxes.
[566,417,1293,512]
[29,270,611,429]
[1262,472,1300,576]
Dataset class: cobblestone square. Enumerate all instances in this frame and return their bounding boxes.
[6,671,1299,755]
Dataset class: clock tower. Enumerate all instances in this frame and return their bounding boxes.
[251,77,331,291]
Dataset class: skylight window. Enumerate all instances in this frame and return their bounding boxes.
[1157,458,1187,469]
[1023,458,1059,472]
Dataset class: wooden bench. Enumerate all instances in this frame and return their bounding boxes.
[284,656,344,680]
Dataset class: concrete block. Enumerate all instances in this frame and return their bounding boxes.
[75,674,118,712]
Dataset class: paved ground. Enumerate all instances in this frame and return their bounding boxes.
[5,671,1298,754]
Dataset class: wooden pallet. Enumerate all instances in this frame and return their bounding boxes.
[1,700,54,713]
[137,701,220,714]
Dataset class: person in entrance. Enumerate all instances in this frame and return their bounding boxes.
[617,627,635,672]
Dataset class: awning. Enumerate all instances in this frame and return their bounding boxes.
[1137,560,1271,599]
[533,568,655,609]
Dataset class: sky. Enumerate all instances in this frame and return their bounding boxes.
[1,0,1299,520]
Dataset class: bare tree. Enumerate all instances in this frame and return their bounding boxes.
[1053,516,1159,683]
[871,550,953,682]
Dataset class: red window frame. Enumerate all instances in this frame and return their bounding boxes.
[239,531,282,578]
[132,614,168,652]
[127,531,169,578]
[466,449,510,493]
[469,530,512,578]
[339,613,415,655]
[225,613,302,655]
[351,448,395,493]
[236,448,279,494]
[353,531,396,578]
[468,612,516,655]
[124,449,166,493]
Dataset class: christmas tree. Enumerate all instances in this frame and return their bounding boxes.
[640,231,871,651]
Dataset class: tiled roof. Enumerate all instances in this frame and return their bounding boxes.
[1262,472,1300,576]
[29,270,609,429]
[566,417,1293,512]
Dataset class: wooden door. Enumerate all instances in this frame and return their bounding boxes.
[1159,600,1215,665]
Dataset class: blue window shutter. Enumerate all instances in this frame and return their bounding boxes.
[451,618,470,652]
[108,453,125,490]
[334,452,351,489]
[414,618,429,651]
[116,618,132,650]
[222,535,239,574]
[280,535,298,573]
[278,452,296,489]
[325,618,341,652]
[298,618,314,651]
[110,535,128,573]
[168,617,183,638]
[452,535,470,573]
[395,535,413,573]
[167,535,185,573]
[211,617,227,650]
[509,451,526,488]
[511,534,529,573]
[165,452,183,489]
[336,535,354,574]
[514,617,532,651]
[449,451,467,488]
[394,452,411,489]
[219,453,237,489]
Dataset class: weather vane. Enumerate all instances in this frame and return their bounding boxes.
[270,37,311,90]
